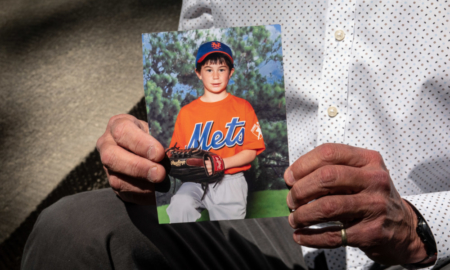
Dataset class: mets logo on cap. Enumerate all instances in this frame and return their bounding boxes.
[196,41,234,64]
[211,42,221,49]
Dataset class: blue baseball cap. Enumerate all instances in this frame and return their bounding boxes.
[196,41,233,64]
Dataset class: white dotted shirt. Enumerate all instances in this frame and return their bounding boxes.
[178,0,450,269]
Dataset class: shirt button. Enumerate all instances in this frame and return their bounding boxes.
[327,106,338,117]
[335,30,345,41]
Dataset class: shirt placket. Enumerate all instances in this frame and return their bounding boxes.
[319,1,356,270]
[317,0,356,146]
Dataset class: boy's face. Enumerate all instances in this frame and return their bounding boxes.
[195,61,235,95]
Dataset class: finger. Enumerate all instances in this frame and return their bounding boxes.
[109,116,165,162]
[100,142,166,182]
[293,218,380,249]
[205,160,212,173]
[205,161,211,168]
[284,143,383,186]
[108,169,154,193]
[287,165,369,209]
[107,170,156,205]
[103,114,149,134]
[288,194,368,229]
[293,223,358,248]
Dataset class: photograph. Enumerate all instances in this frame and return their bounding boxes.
[142,25,290,224]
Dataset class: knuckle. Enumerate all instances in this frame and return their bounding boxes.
[96,135,105,152]
[290,184,303,205]
[136,119,148,132]
[108,114,123,126]
[324,231,342,247]
[130,159,144,178]
[111,120,127,143]
[291,213,303,228]
[318,166,337,188]
[134,135,147,153]
[101,147,116,168]
[319,143,338,162]
[320,199,339,217]
[367,170,391,192]
[283,168,291,180]
[367,150,383,164]
[289,161,305,179]
[377,172,391,191]
[370,195,388,215]
[347,195,358,209]
[371,195,385,207]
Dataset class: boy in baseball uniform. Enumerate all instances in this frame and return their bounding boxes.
[166,41,265,223]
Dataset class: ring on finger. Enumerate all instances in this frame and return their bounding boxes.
[341,228,348,246]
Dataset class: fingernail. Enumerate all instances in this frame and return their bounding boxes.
[148,145,157,160]
[285,169,295,185]
[288,213,295,228]
[287,191,295,209]
[147,166,158,182]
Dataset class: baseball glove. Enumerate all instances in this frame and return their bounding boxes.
[165,143,225,200]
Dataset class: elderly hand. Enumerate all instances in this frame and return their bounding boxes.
[284,143,428,265]
[96,114,167,204]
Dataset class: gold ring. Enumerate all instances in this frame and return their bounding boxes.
[341,228,347,246]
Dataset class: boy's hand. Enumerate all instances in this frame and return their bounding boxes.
[96,114,166,205]
[205,160,213,175]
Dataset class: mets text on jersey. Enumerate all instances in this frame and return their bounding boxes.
[187,117,245,150]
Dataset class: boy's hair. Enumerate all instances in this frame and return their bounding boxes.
[195,53,234,72]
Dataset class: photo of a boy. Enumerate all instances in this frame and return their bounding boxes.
[166,41,266,223]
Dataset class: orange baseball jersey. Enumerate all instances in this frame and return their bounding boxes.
[170,94,265,174]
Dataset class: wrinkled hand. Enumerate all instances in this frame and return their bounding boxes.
[284,143,427,265]
[96,114,166,204]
